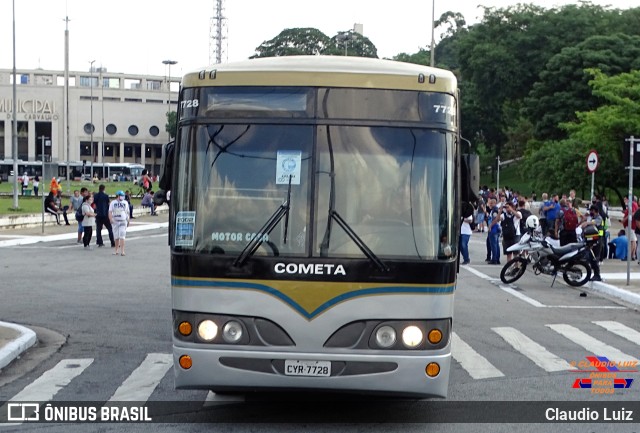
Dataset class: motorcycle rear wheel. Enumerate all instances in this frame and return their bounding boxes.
[562,260,592,287]
[500,257,528,284]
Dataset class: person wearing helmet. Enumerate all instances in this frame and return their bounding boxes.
[109,190,130,256]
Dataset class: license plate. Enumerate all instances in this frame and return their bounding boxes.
[284,360,331,377]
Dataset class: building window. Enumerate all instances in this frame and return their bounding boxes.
[125,78,141,89]
[103,143,116,157]
[80,142,92,156]
[84,123,95,134]
[135,146,141,158]
[128,125,139,136]
[149,126,160,137]
[146,80,162,90]
[124,145,133,157]
[106,124,117,135]
[155,146,163,158]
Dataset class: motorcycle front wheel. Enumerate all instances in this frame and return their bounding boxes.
[500,257,528,284]
[562,260,592,287]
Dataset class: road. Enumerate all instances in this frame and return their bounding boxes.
[0,226,638,432]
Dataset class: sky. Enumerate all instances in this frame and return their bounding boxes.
[0,0,637,78]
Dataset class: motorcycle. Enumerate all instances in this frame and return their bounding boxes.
[499,227,593,287]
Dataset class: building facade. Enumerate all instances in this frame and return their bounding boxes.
[0,67,177,179]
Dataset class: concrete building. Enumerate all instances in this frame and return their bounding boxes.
[0,67,177,180]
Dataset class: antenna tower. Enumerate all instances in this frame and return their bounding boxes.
[209,0,227,64]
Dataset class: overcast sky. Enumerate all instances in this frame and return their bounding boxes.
[0,0,636,78]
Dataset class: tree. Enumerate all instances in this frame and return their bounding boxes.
[325,30,378,58]
[565,69,640,201]
[526,69,640,198]
[165,111,177,140]
[524,34,640,141]
[251,28,331,58]
[455,3,633,166]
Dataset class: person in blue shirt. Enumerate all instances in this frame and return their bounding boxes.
[487,198,501,264]
[609,229,628,261]
[543,193,561,238]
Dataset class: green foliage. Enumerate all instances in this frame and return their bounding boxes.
[524,34,640,140]
[251,28,331,58]
[251,28,378,59]
[165,111,177,140]
[392,49,430,66]
[326,30,378,58]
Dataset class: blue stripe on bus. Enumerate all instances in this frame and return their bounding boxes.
[171,277,455,319]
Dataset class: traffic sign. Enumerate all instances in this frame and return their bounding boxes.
[586,150,599,173]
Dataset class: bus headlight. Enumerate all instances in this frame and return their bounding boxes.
[222,321,243,343]
[374,326,397,348]
[197,320,218,341]
[402,326,423,348]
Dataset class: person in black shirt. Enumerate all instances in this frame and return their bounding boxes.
[93,184,115,247]
[44,191,61,225]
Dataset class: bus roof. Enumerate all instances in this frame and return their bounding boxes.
[182,56,457,93]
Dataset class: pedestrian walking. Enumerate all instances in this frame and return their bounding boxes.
[93,184,115,248]
[70,189,86,243]
[109,190,130,256]
[81,194,96,249]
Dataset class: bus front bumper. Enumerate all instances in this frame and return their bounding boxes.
[173,345,451,398]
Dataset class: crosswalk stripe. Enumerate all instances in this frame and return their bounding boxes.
[546,324,639,363]
[451,332,504,379]
[108,353,172,402]
[592,321,640,346]
[9,358,93,401]
[492,327,571,372]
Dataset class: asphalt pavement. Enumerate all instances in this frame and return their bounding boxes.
[0,205,169,373]
[1,204,639,375]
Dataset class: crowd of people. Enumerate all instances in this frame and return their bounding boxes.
[39,173,160,254]
[459,185,637,283]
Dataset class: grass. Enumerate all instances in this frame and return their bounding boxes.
[0,180,146,216]
[480,161,535,198]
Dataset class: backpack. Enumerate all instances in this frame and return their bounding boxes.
[519,208,532,233]
[75,207,84,222]
[501,213,517,239]
[562,208,578,231]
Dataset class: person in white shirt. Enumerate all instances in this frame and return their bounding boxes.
[21,172,29,195]
[109,190,130,256]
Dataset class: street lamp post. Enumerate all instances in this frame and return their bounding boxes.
[38,135,48,233]
[336,32,355,56]
[89,60,95,178]
[162,60,177,141]
[430,0,436,67]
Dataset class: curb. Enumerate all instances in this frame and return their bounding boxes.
[0,321,37,371]
[589,281,640,309]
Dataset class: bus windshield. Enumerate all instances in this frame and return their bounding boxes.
[173,123,454,260]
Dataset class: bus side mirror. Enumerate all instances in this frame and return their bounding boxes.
[155,141,175,205]
[153,190,167,206]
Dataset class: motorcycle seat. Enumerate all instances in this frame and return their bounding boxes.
[550,242,583,255]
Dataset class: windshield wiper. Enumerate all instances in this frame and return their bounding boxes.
[233,175,292,267]
[318,121,388,273]
[327,210,389,273]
